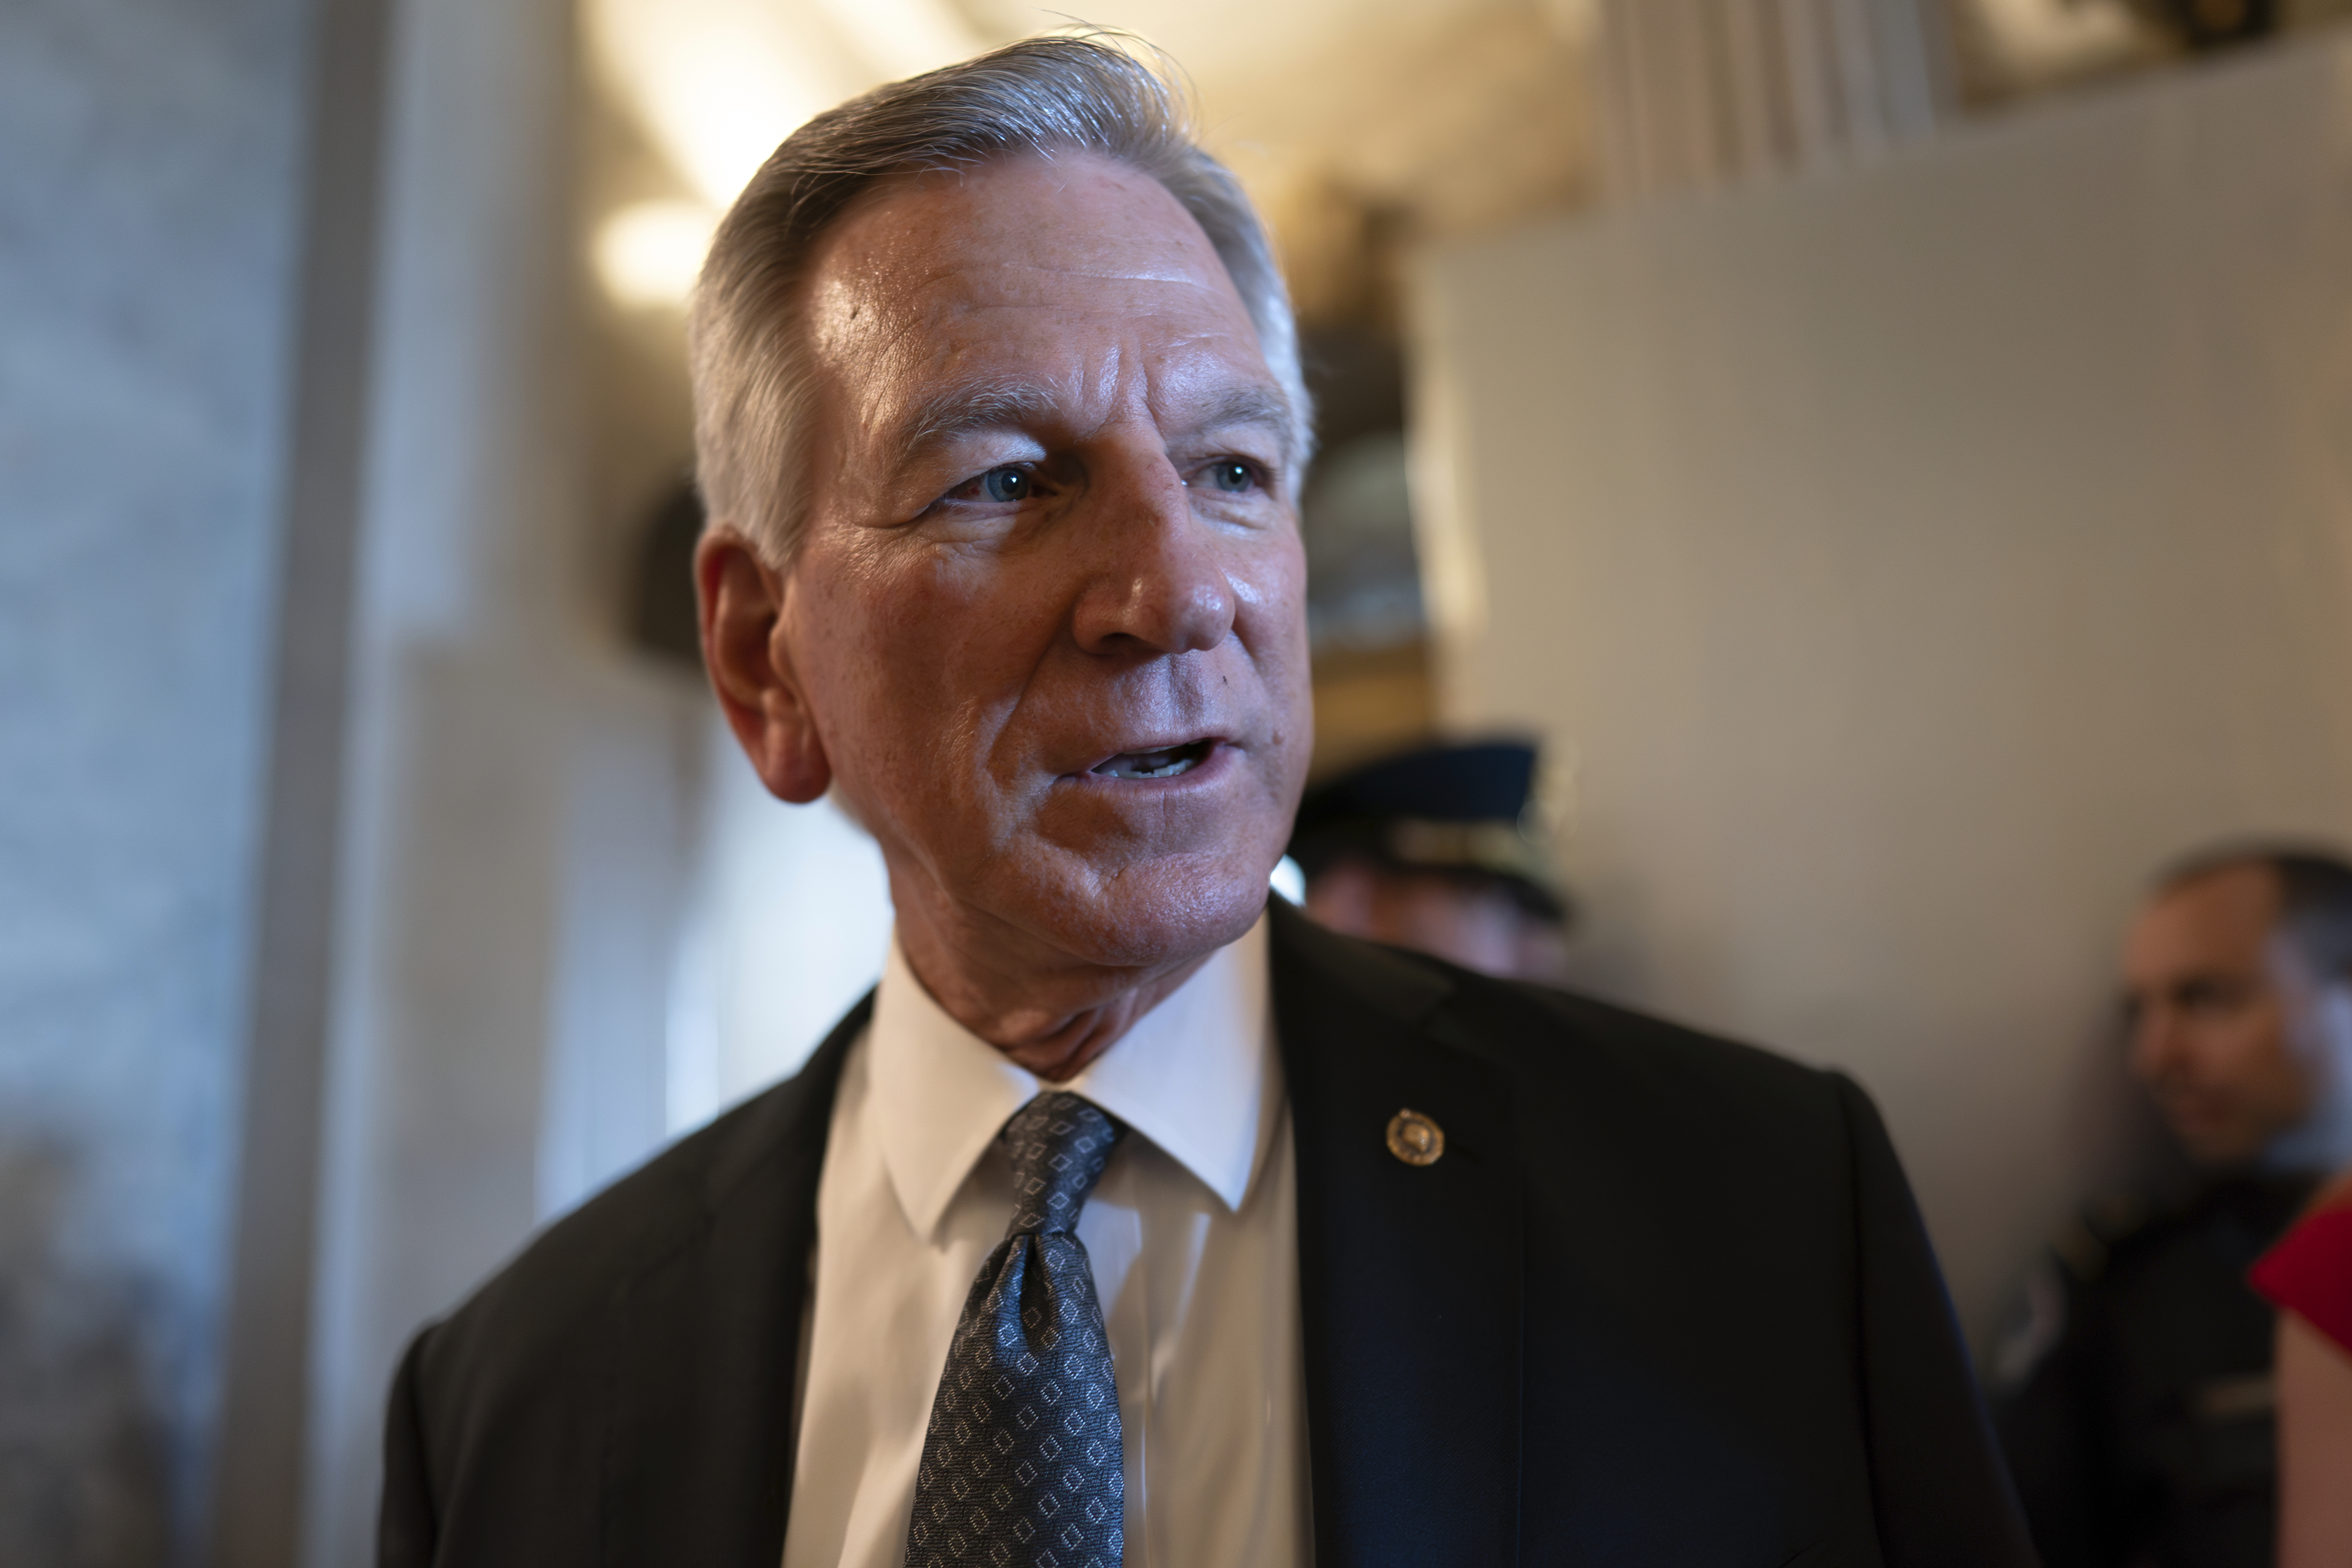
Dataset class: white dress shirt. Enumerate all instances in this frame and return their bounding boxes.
[780,912,1310,1568]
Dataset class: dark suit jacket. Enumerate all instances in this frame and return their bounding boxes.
[381,901,2033,1566]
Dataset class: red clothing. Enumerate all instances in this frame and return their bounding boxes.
[2251,1195,2352,1355]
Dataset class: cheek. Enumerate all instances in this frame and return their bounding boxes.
[1231,534,1311,670]
[900,554,1066,694]
[2252,1016,2319,1090]
[1235,529,1307,608]
[2197,1023,2267,1082]
[810,547,1069,757]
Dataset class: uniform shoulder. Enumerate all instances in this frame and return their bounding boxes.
[2068,1172,2317,1282]
[1991,1189,2199,1394]
[2042,1188,2168,1286]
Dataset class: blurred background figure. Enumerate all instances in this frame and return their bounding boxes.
[1995,847,2352,1568]
[1287,740,1570,981]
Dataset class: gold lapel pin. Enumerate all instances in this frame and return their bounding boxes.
[1385,1108,1445,1167]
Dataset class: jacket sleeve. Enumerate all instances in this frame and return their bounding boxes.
[1835,1072,2040,1568]
[378,1326,439,1568]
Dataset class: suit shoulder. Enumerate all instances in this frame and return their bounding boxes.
[412,1025,851,1405]
[1317,943,1887,1270]
[1444,962,1840,1116]
[1267,902,1840,1130]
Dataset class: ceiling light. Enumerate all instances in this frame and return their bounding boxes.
[811,0,983,82]
[587,0,847,208]
[595,199,720,310]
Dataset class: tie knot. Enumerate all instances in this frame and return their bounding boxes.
[1000,1091,1121,1237]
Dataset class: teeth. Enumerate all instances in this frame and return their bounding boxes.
[1094,744,1204,780]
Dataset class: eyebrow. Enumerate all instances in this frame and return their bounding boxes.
[890,377,1298,474]
[901,379,1065,452]
[1185,384,1295,447]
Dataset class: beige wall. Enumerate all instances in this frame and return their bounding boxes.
[1413,36,2352,1342]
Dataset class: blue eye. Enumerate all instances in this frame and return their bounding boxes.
[1206,461,1254,493]
[980,466,1032,503]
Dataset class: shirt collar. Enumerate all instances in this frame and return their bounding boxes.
[869,911,1275,1242]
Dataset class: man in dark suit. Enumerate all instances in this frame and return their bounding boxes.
[381,37,2031,1568]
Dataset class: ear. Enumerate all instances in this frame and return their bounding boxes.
[696,526,833,804]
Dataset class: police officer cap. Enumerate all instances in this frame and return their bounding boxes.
[1288,740,1568,923]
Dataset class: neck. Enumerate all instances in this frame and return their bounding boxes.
[888,874,1218,1084]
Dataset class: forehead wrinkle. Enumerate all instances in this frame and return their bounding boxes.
[837,271,1232,390]
[909,279,1240,329]
[890,246,1240,306]
[823,233,1254,396]
[830,262,1281,479]
[996,258,1222,287]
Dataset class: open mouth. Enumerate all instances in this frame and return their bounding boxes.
[1090,739,1216,780]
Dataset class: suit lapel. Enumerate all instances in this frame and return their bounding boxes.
[1270,902,1525,1567]
[599,995,869,1568]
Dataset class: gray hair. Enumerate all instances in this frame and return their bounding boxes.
[689,35,1313,564]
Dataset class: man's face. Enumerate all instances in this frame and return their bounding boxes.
[771,152,1311,969]
[2122,864,2326,1166]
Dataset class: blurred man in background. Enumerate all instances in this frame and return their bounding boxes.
[1996,846,2352,1568]
[1287,740,1570,981]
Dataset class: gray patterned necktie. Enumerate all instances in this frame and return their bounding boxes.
[906,1091,1126,1568]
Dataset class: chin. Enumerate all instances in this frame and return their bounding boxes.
[1033,853,1272,971]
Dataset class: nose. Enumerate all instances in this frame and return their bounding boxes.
[1070,453,1237,658]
